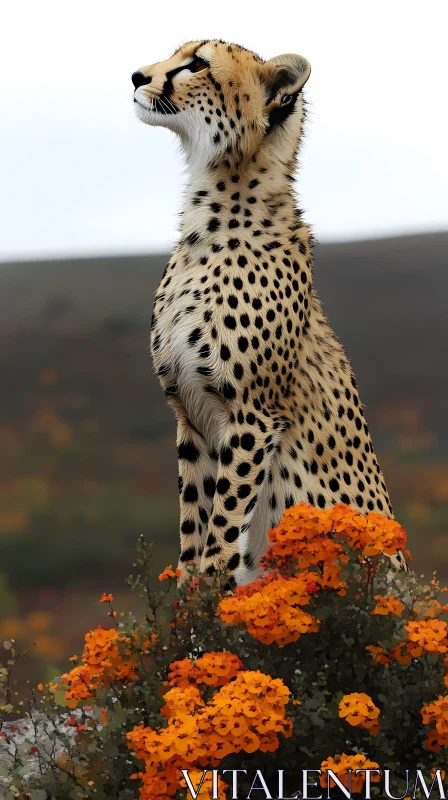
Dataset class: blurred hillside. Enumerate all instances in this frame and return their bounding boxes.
[0,231,447,684]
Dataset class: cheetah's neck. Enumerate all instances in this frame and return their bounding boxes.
[178,156,311,268]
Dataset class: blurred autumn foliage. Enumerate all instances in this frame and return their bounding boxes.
[0,259,179,686]
[0,240,447,688]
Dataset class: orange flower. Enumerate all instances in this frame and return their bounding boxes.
[330,504,406,560]
[431,768,446,781]
[366,645,392,665]
[159,565,182,582]
[405,620,448,656]
[219,572,320,646]
[167,657,197,688]
[168,652,244,688]
[321,754,380,793]
[99,593,114,603]
[261,503,344,575]
[54,627,156,708]
[372,594,405,616]
[339,692,380,734]
[263,502,406,572]
[195,652,244,686]
[422,696,448,752]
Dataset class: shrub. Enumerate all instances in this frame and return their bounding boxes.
[1,503,448,799]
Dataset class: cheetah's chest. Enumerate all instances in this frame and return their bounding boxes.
[151,269,228,446]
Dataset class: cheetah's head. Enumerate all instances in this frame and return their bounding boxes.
[132,40,310,167]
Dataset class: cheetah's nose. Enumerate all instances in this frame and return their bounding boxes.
[132,71,152,90]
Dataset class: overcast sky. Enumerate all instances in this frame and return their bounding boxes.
[1,0,447,261]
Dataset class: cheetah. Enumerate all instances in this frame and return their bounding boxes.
[132,39,407,584]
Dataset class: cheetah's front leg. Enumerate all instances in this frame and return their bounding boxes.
[199,403,286,583]
[175,407,218,577]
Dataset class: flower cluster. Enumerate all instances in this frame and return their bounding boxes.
[56,626,155,708]
[168,651,244,688]
[261,502,407,575]
[320,754,381,793]
[127,662,292,800]
[421,695,448,752]
[330,504,407,559]
[372,594,405,616]
[392,619,448,666]
[339,693,380,734]
[219,572,320,645]
[366,617,448,668]
[405,619,448,656]
[260,503,347,576]
[219,503,407,647]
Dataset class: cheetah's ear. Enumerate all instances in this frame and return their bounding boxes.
[263,54,311,107]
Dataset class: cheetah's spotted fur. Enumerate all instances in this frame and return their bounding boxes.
[132,39,407,584]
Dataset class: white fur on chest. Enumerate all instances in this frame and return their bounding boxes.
[158,304,225,450]
[171,324,228,450]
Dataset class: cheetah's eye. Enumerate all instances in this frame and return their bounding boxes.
[190,57,209,73]
[280,94,293,106]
